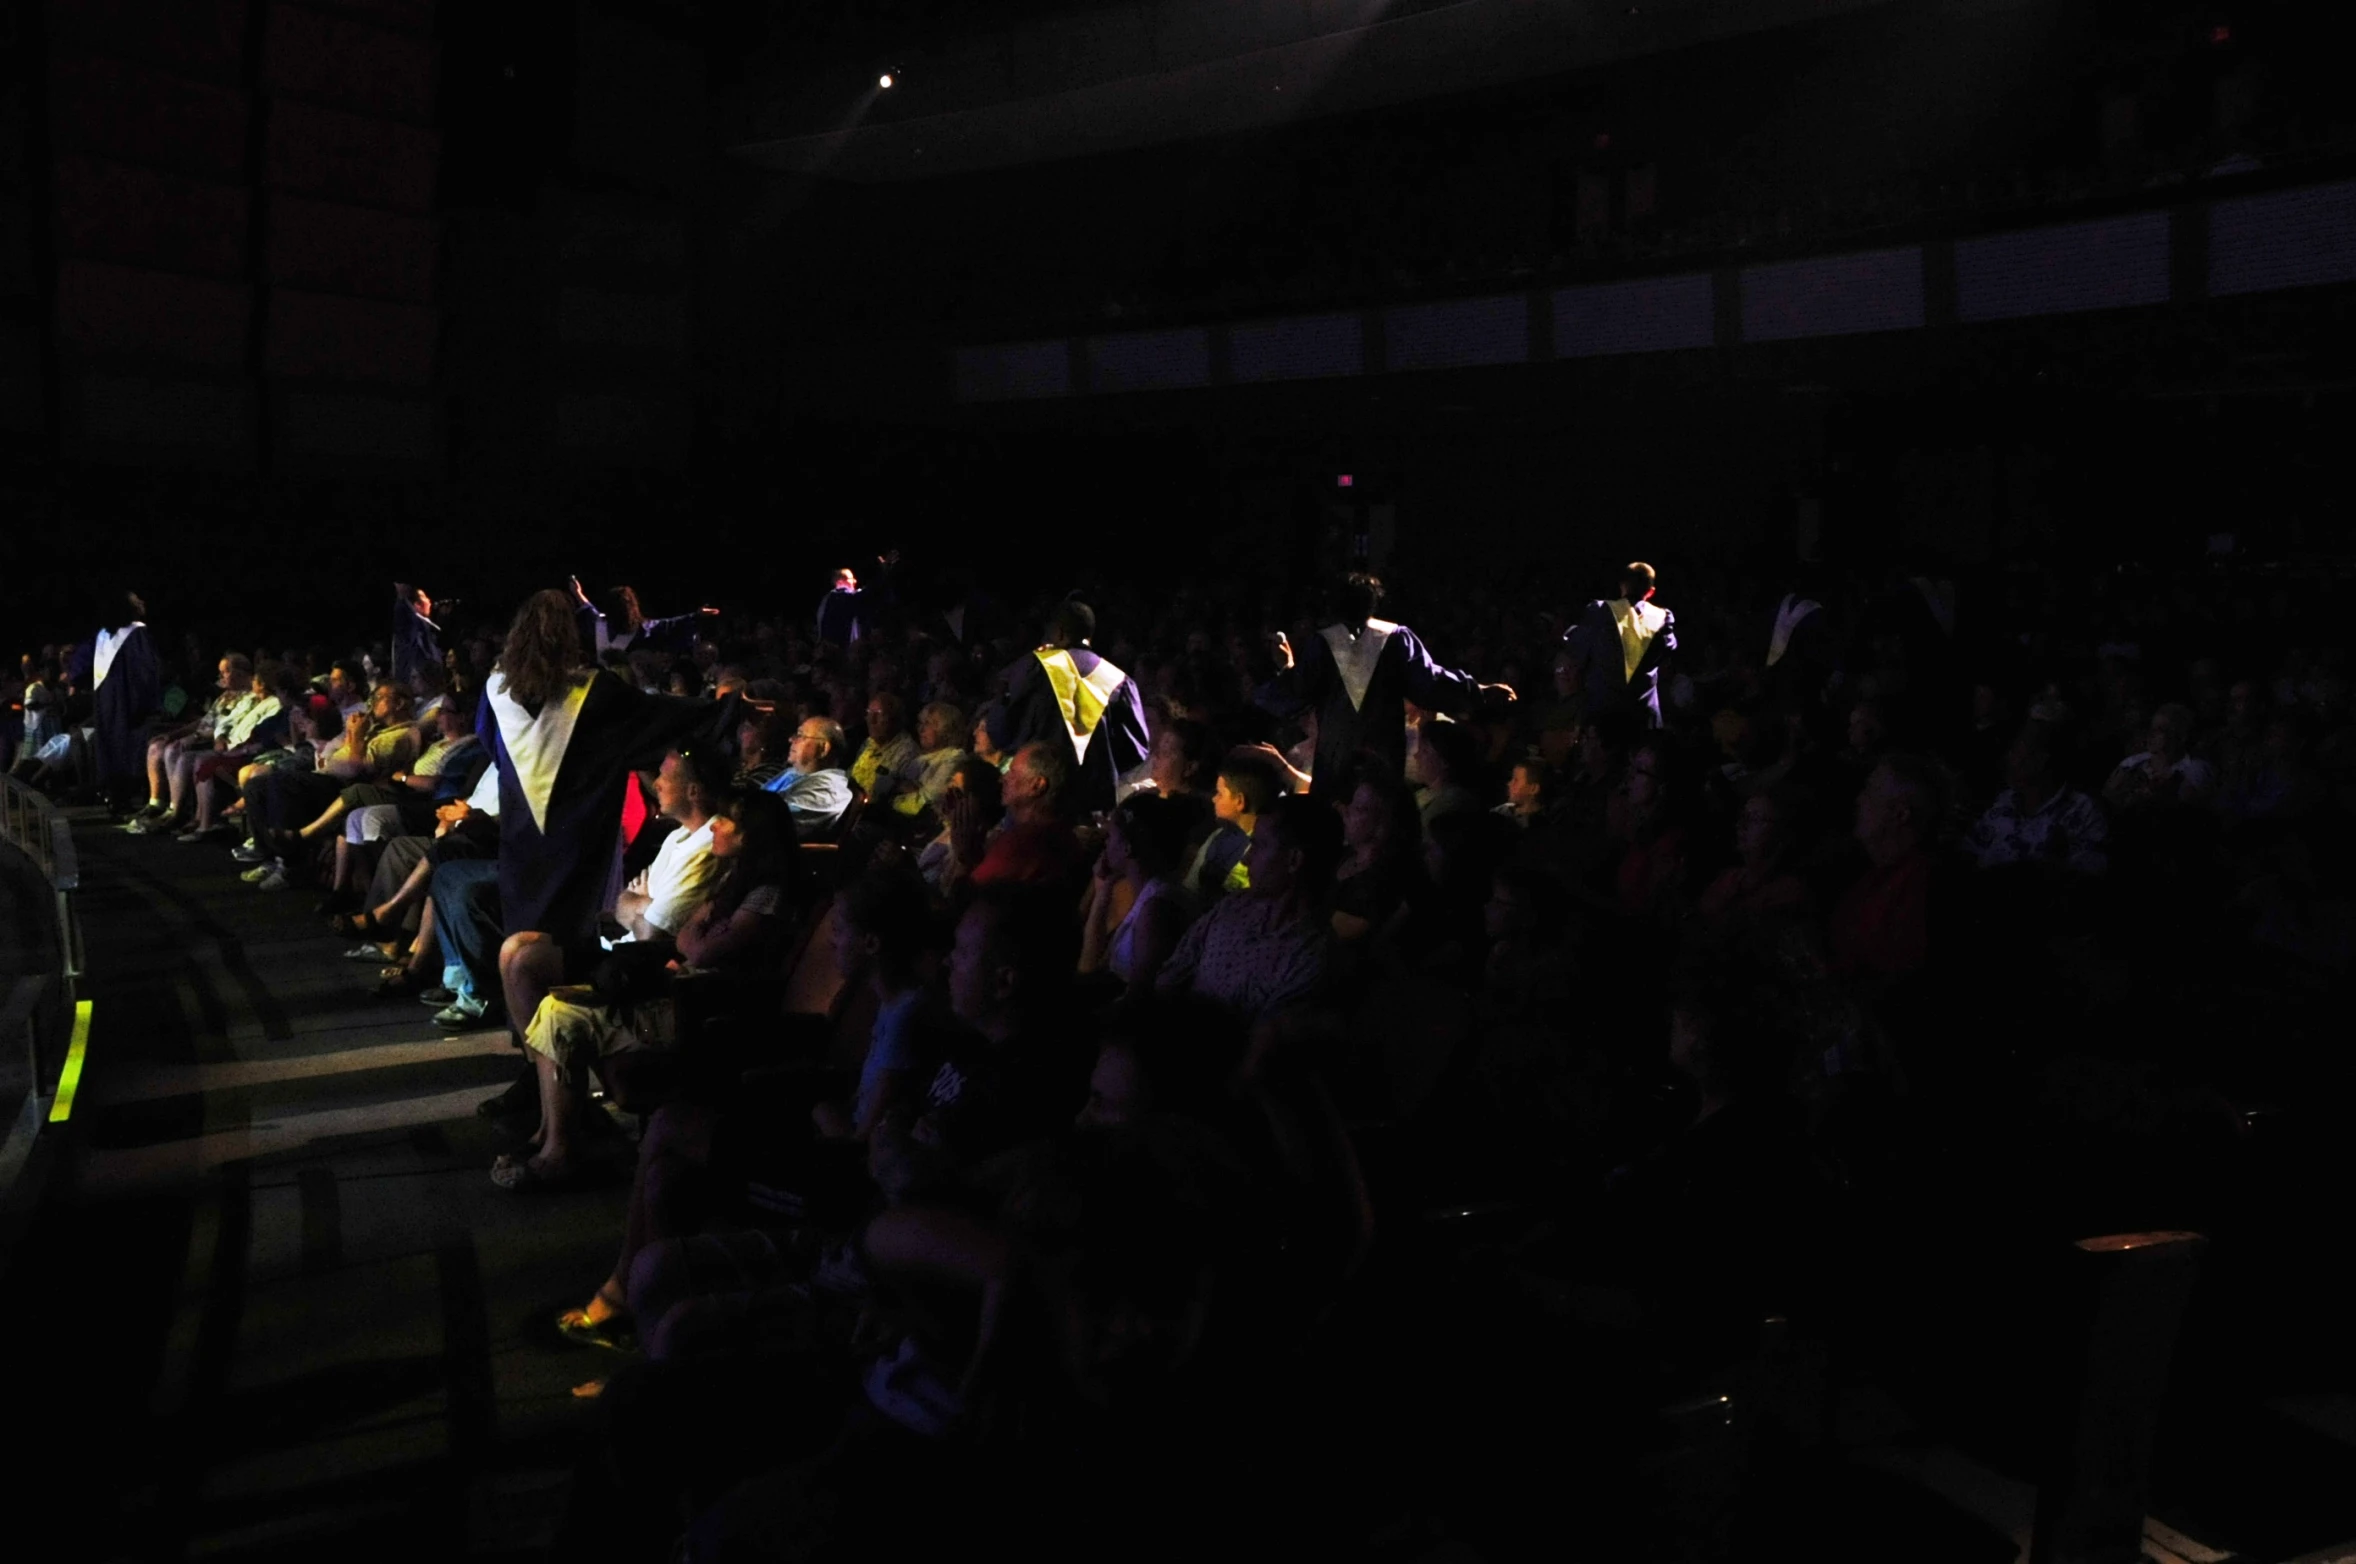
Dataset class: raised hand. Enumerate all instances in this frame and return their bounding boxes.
[1481,682,1520,705]
[1269,630,1295,672]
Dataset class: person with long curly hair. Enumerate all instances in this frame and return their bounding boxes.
[458,589,741,1051]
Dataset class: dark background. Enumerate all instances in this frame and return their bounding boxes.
[2,0,2352,656]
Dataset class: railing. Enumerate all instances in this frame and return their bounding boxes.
[0,775,81,1005]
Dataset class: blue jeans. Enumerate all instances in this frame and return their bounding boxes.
[429,858,502,1004]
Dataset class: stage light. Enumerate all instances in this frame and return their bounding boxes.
[2209,24,2231,45]
[879,72,895,89]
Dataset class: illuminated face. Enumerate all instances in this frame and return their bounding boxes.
[917,709,950,750]
[654,752,697,819]
[1212,776,1247,825]
[1506,766,1543,811]
[865,700,901,742]
[707,810,741,858]
[789,723,832,773]
[370,684,402,721]
[1243,816,1293,898]
[216,660,236,690]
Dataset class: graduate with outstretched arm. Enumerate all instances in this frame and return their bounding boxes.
[568,576,720,661]
[392,582,443,691]
[1259,572,1514,792]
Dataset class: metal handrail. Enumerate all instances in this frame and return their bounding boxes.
[0,776,83,1002]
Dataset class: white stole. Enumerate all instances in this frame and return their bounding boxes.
[488,670,594,834]
[1766,596,1820,667]
[93,622,144,688]
[1319,618,1397,713]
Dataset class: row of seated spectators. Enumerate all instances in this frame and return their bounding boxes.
[21,546,2355,1555]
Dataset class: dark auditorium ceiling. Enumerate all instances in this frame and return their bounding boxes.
[726,0,1923,181]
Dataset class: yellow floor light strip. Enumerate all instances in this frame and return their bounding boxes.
[48,1000,93,1124]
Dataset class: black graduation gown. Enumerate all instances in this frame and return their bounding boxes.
[89,624,161,792]
[392,600,441,691]
[1261,619,1483,789]
[1001,646,1152,816]
[478,669,738,965]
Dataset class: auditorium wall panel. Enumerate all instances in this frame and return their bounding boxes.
[46,0,249,79]
[68,371,254,461]
[275,386,440,464]
[264,3,437,123]
[267,197,438,301]
[267,100,438,211]
[55,261,250,366]
[48,56,249,179]
[265,290,437,383]
[54,156,250,278]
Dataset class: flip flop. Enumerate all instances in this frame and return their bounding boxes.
[490,1155,578,1192]
[556,1288,637,1352]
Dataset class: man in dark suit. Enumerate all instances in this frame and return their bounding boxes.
[1563,561,1677,730]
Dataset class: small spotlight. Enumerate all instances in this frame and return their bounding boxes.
[1336,474,1354,488]
[878,72,895,89]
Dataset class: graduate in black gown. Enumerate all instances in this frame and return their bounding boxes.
[391,582,443,691]
[477,590,739,970]
[1260,572,1514,792]
[1001,597,1151,816]
[567,577,719,662]
[83,590,161,809]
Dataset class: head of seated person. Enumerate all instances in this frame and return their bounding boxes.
[366,681,416,733]
[1106,791,1192,888]
[1151,717,1220,801]
[789,716,849,777]
[949,883,1079,1042]
[1854,754,1943,869]
[1415,718,1484,813]
[702,789,804,931]
[1245,794,1345,915]
[1213,749,1282,835]
[408,658,450,710]
[914,700,964,757]
[1003,741,1070,826]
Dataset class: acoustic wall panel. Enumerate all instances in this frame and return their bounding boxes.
[267,100,439,211]
[1554,272,1714,357]
[278,388,440,461]
[266,291,438,383]
[48,57,249,179]
[2209,179,2356,296]
[267,197,439,301]
[1741,247,1923,340]
[265,3,438,122]
[1228,312,1361,382]
[1385,294,1527,370]
[558,288,688,356]
[1087,328,1209,394]
[48,0,250,77]
[74,372,253,455]
[54,155,250,278]
[955,340,1070,402]
[55,260,250,366]
[1955,213,2171,321]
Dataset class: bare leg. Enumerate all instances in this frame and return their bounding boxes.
[408,900,439,975]
[297,797,352,842]
[332,837,357,893]
[166,750,198,816]
[376,855,435,925]
[499,931,566,1045]
[529,1052,578,1174]
[145,735,172,803]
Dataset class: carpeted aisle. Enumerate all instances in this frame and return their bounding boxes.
[1,822,632,1561]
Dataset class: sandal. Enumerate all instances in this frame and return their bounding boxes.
[332,910,390,941]
[556,1285,636,1352]
[374,965,426,997]
[490,1154,578,1192]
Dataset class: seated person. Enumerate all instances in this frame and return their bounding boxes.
[2104,701,2215,812]
[1696,788,1813,930]
[882,700,968,821]
[1828,756,1944,981]
[848,691,920,798]
[1080,792,1199,1005]
[322,692,487,914]
[125,652,256,834]
[1961,720,2107,876]
[760,715,855,839]
[491,759,753,1189]
[1332,772,1423,943]
[171,660,286,842]
[729,710,788,791]
[1157,794,1341,1019]
[919,754,1007,892]
[1413,717,1486,839]
[1493,755,1550,827]
[961,741,1084,890]
[1184,747,1277,899]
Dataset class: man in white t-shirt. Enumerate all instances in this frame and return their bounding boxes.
[615,749,724,942]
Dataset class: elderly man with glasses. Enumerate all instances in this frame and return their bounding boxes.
[760,715,856,839]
